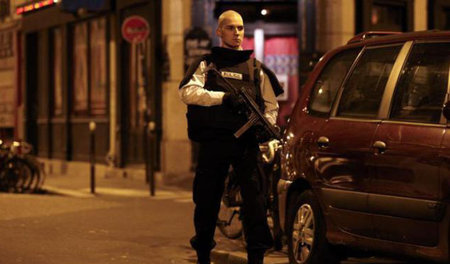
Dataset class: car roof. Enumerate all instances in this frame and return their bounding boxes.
[308,30,450,90]
[347,30,450,46]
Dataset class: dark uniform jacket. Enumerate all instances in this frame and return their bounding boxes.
[180,47,283,142]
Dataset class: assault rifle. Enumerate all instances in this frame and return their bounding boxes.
[206,64,281,141]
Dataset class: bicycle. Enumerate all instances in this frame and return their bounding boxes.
[216,139,283,250]
[0,139,45,193]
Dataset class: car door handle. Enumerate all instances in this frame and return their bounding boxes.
[373,140,387,154]
[317,136,329,149]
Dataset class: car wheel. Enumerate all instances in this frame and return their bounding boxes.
[287,190,339,264]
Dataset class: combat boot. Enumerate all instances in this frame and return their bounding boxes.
[247,249,265,264]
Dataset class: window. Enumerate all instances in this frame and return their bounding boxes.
[356,0,413,33]
[0,0,9,21]
[337,45,402,118]
[309,49,360,116]
[390,43,449,124]
[73,22,88,113]
[89,18,107,115]
[371,3,406,31]
[428,0,450,30]
[72,17,107,115]
[445,8,450,29]
[0,30,13,59]
[52,28,63,116]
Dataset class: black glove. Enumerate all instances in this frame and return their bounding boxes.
[254,125,280,143]
[254,126,272,143]
[222,92,246,113]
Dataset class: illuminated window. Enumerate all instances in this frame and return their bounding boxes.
[72,17,107,115]
[73,22,88,113]
[89,18,107,115]
[52,28,63,116]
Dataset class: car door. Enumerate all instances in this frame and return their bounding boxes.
[279,47,361,229]
[315,44,404,237]
[368,42,450,246]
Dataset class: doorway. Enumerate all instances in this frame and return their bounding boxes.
[25,32,38,154]
[120,2,161,167]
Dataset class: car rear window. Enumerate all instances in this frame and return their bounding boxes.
[309,48,360,116]
[337,45,402,119]
[390,42,450,124]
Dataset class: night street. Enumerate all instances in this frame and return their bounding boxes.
[1,1,449,264]
[0,189,433,264]
[0,190,197,264]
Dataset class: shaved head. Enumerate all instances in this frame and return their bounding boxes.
[216,10,244,50]
[217,10,243,28]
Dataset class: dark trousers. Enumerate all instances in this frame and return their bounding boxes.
[190,138,273,256]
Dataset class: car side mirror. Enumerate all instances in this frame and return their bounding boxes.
[443,101,450,120]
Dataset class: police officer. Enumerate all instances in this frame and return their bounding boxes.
[179,10,282,264]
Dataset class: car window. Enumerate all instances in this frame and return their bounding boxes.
[390,42,450,124]
[309,49,360,116]
[337,45,402,118]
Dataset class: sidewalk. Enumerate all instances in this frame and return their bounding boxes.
[42,166,179,198]
[39,162,289,264]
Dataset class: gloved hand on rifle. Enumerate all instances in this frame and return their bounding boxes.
[254,124,280,143]
[222,92,246,114]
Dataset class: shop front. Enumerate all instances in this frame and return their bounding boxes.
[20,1,111,162]
[18,0,162,171]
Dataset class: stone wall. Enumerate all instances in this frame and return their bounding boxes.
[316,0,355,53]
[161,0,193,182]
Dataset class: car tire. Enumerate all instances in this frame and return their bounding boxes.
[286,190,339,264]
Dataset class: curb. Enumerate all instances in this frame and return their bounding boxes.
[211,249,289,264]
[41,185,192,199]
[211,250,247,264]
[42,185,95,198]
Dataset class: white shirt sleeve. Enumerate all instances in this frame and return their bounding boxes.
[179,60,279,126]
[260,70,279,126]
[179,61,226,106]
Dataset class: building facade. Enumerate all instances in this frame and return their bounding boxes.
[16,0,164,175]
[0,0,21,140]
[0,0,448,185]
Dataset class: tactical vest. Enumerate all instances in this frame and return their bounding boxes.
[187,56,265,142]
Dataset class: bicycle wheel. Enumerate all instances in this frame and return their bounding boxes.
[14,159,33,193]
[22,155,44,192]
[217,201,243,239]
[0,158,31,193]
[216,170,243,239]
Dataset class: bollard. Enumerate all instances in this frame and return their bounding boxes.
[147,121,156,196]
[89,121,96,194]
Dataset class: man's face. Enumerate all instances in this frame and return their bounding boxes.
[217,15,244,50]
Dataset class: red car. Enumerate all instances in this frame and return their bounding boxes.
[277,31,450,264]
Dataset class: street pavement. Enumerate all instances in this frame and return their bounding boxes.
[0,169,432,264]
[0,193,198,264]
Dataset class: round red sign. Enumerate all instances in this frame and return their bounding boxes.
[121,16,150,44]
